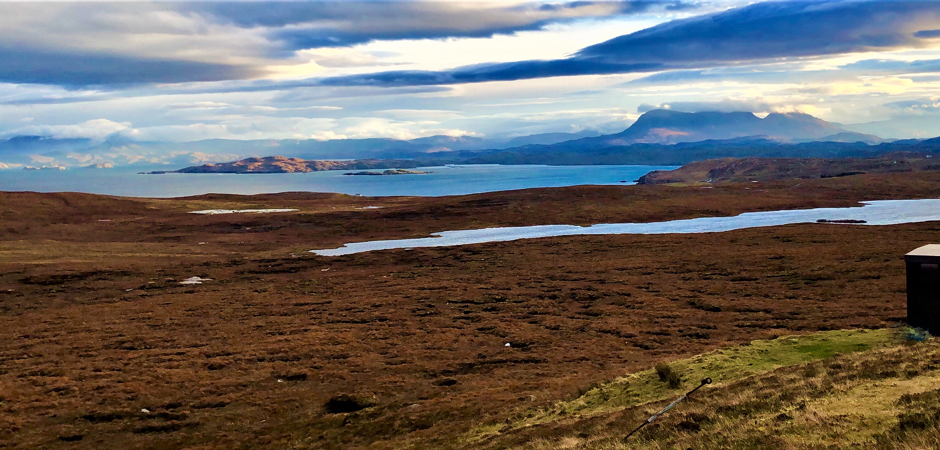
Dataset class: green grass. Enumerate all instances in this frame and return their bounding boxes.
[463,328,901,444]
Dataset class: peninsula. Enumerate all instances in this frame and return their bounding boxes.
[173,156,440,174]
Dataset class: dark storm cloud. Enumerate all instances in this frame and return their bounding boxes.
[316,0,940,87]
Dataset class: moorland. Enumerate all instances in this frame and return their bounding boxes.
[2,171,940,449]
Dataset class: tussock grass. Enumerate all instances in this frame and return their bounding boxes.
[654,363,682,389]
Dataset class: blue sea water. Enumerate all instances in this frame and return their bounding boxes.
[0,164,674,198]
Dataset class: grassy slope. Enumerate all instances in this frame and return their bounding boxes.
[461,329,940,450]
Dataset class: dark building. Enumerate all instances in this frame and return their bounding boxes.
[905,245,940,334]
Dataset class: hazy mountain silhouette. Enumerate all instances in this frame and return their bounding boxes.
[526,110,863,153]
[0,110,895,168]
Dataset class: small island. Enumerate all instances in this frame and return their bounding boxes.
[343,169,432,176]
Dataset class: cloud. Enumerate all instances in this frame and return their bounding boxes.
[198,1,690,50]
[0,80,450,107]
[318,59,661,86]
[0,1,691,86]
[264,85,452,102]
[66,152,117,167]
[576,1,940,63]
[839,58,940,74]
[305,49,406,69]
[162,102,235,110]
[174,151,242,165]
[329,117,473,140]
[29,155,56,164]
[636,99,820,114]
[915,29,940,39]
[624,65,833,86]
[0,47,264,86]
[883,96,940,113]
[315,0,940,87]
[15,0,939,90]
[0,3,279,86]
[4,119,130,141]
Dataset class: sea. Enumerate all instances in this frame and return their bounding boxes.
[0,164,675,198]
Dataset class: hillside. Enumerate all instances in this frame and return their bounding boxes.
[637,153,940,184]
[465,329,940,449]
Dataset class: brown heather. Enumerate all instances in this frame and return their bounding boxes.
[2,172,940,448]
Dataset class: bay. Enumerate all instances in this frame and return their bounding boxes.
[0,164,674,198]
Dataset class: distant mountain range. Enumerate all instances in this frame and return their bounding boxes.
[0,128,602,168]
[471,110,883,157]
[0,109,924,169]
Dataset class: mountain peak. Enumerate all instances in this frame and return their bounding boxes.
[615,109,848,144]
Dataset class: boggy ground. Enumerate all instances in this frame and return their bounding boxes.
[2,173,940,449]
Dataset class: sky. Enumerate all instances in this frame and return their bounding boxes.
[5,0,940,157]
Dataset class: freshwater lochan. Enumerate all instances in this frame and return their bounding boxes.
[312,199,940,256]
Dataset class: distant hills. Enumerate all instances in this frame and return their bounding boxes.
[0,129,601,168]
[179,136,940,174]
[3,109,937,170]
[637,153,940,184]
[469,110,882,157]
[464,137,937,166]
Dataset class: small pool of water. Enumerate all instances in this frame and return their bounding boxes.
[311,199,940,256]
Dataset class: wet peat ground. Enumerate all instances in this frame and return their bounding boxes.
[2,172,940,449]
